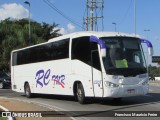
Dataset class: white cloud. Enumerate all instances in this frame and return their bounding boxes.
[67,23,75,32]
[52,23,76,35]
[59,28,66,34]
[57,23,76,35]
[0,3,29,21]
[52,27,66,35]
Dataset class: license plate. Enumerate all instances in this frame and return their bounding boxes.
[127,89,135,94]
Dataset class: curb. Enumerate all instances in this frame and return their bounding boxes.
[0,105,15,120]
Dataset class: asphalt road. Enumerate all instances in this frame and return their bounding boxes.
[0,83,160,120]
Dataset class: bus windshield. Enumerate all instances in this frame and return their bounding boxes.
[101,37,147,77]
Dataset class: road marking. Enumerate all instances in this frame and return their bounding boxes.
[0,97,90,120]
[0,105,9,111]
[0,105,14,120]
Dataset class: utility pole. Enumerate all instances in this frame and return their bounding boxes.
[83,0,104,31]
[144,29,150,39]
[90,0,94,31]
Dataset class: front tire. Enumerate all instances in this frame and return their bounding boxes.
[24,83,32,98]
[77,83,86,104]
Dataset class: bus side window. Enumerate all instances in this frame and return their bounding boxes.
[71,37,91,65]
[91,42,101,71]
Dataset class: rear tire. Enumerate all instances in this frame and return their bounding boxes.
[77,83,86,104]
[24,83,32,98]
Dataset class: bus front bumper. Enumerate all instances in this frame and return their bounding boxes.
[103,84,149,98]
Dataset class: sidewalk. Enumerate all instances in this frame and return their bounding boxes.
[0,98,72,120]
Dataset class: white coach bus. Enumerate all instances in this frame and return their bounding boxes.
[11,31,153,104]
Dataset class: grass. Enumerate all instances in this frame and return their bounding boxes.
[0,117,7,120]
[0,109,7,120]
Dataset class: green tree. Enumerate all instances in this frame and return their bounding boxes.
[0,18,61,71]
[148,64,160,77]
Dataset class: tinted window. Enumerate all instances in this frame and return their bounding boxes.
[72,37,91,65]
[71,37,101,70]
[12,39,69,66]
[91,43,101,71]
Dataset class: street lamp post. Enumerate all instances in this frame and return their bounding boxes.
[144,29,150,39]
[24,1,31,41]
[112,22,116,32]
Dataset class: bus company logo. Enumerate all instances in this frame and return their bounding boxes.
[52,75,65,88]
[2,112,11,117]
[35,69,65,88]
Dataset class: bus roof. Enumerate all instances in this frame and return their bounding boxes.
[12,31,139,52]
[48,31,138,42]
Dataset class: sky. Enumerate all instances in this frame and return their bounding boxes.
[0,0,160,65]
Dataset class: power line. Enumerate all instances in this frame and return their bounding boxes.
[43,0,84,30]
[120,0,132,25]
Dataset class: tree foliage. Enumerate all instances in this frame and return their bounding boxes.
[148,64,160,77]
[0,18,61,71]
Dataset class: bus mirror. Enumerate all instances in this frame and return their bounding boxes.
[101,48,106,58]
[140,39,153,56]
[148,47,153,56]
[90,35,106,57]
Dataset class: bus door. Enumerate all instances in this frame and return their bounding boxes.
[91,50,103,97]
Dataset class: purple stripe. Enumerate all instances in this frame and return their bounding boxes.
[90,36,106,49]
[140,38,153,48]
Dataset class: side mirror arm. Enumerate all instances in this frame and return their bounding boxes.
[140,38,153,56]
[90,36,106,57]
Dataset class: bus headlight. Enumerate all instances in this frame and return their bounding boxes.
[104,81,119,88]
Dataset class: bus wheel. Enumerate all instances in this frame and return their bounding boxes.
[24,83,32,98]
[77,83,85,104]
